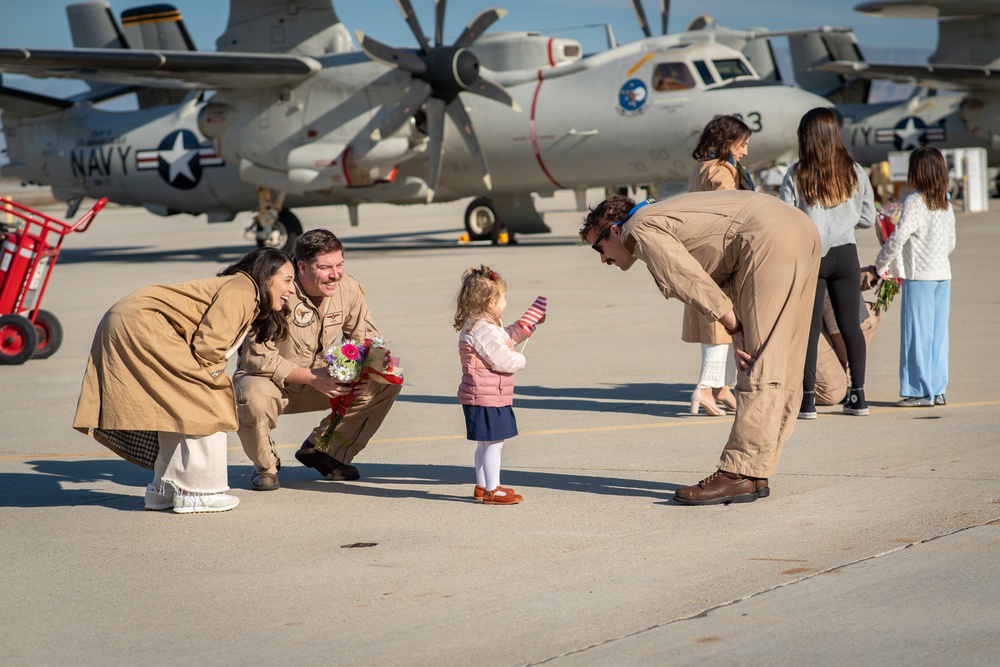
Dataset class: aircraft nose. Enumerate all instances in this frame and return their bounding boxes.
[781,86,829,127]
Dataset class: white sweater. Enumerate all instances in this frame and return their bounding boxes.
[875,192,956,281]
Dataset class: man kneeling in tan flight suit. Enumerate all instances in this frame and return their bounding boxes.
[234,230,400,491]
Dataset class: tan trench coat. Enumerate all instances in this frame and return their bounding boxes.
[622,190,820,478]
[73,273,260,468]
[681,159,748,344]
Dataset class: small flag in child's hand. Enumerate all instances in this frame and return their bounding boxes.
[517,296,547,334]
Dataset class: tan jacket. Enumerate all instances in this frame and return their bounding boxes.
[73,273,259,436]
[687,160,739,194]
[236,273,381,388]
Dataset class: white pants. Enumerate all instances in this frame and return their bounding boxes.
[697,343,736,388]
[152,431,229,494]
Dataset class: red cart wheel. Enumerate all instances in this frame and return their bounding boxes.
[0,314,39,365]
[32,309,64,360]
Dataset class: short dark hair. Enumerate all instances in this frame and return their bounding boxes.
[579,194,636,243]
[907,147,949,211]
[295,229,343,263]
[692,115,751,162]
[219,247,291,344]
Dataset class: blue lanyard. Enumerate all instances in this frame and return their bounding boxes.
[615,198,656,228]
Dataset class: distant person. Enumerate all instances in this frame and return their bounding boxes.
[683,114,753,416]
[581,191,820,505]
[454,265,545,505]
[73,248,295,513]
[814,267,883,406]
[875,147,956,407]
[780,107,875,419]
[234,230,400,490]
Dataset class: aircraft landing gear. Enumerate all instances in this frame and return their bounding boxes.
[248,187,301,254]
[465,197,498,242]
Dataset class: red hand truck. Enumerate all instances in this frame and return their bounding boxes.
[0,197,107,364]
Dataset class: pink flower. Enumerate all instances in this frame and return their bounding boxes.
[341,343,360,360]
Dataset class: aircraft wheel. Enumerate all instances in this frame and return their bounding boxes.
[0,314,39,365]
[32,309,63,360]
[256,209,302,255]
[464,197,497,241]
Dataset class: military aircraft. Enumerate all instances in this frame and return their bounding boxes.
[799,0,1000,167]
[0,0,829,250]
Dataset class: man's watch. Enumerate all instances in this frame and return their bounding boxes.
[725,321,743,336]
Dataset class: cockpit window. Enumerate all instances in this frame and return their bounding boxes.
[652,62,696,91]
[693,60,715,85]
[712,59,752,80]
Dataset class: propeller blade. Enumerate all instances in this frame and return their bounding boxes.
[394,0,432,53]
[661,0,670,35]
[465,77,521,113]
[370,79,432,142]
[356,30,427,75]
[424,97,446,202]
[435,0,446,47]
[446,98,492,192]
[453,8,507,49]
[630,0,652,38]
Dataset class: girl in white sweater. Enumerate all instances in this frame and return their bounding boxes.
[875,147,957,407]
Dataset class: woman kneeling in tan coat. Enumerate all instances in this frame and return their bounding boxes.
[73,248,295,513]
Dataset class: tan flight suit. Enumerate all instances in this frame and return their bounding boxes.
[815,301,883,406]
[621,190,820,479]
[234,274,400,474]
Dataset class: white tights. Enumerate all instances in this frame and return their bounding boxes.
[474,439,505,493]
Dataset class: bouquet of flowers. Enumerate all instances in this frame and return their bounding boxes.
[873,202,903,314]
[314,337,403,452]
[873,277,901,314]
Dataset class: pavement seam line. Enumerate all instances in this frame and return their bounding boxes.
[526,517,1000,666]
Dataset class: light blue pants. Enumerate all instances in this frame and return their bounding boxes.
[899,279,950,398]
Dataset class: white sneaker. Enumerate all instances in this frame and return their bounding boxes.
[172,492,239,514]
[145,484,174,511]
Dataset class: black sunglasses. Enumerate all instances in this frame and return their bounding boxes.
[590,224,619,253]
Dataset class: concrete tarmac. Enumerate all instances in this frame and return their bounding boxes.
[1,191,998,666]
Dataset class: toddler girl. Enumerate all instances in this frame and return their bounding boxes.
[454,265,542,505]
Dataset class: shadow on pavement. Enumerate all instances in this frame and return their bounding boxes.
[0,460,679,509]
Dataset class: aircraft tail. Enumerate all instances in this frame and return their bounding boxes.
[65,2,197,108]
[216,0,354,56]
[788,30,871,104]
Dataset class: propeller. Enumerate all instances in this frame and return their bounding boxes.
[630,0,670,37]
[356,0,520,201]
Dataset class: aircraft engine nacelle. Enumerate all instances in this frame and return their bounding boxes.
[196,102,237,140]
[240,135,421,195]
[472,32,582,72]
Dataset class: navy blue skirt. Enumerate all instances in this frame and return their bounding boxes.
[463,405,518,441]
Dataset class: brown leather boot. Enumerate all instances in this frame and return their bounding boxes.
[674,470,769,505]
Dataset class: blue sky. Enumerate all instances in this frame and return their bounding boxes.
[4,0,936,55]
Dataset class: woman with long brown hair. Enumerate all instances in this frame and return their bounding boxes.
[74,247,295,513]
[780,107,875,419]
